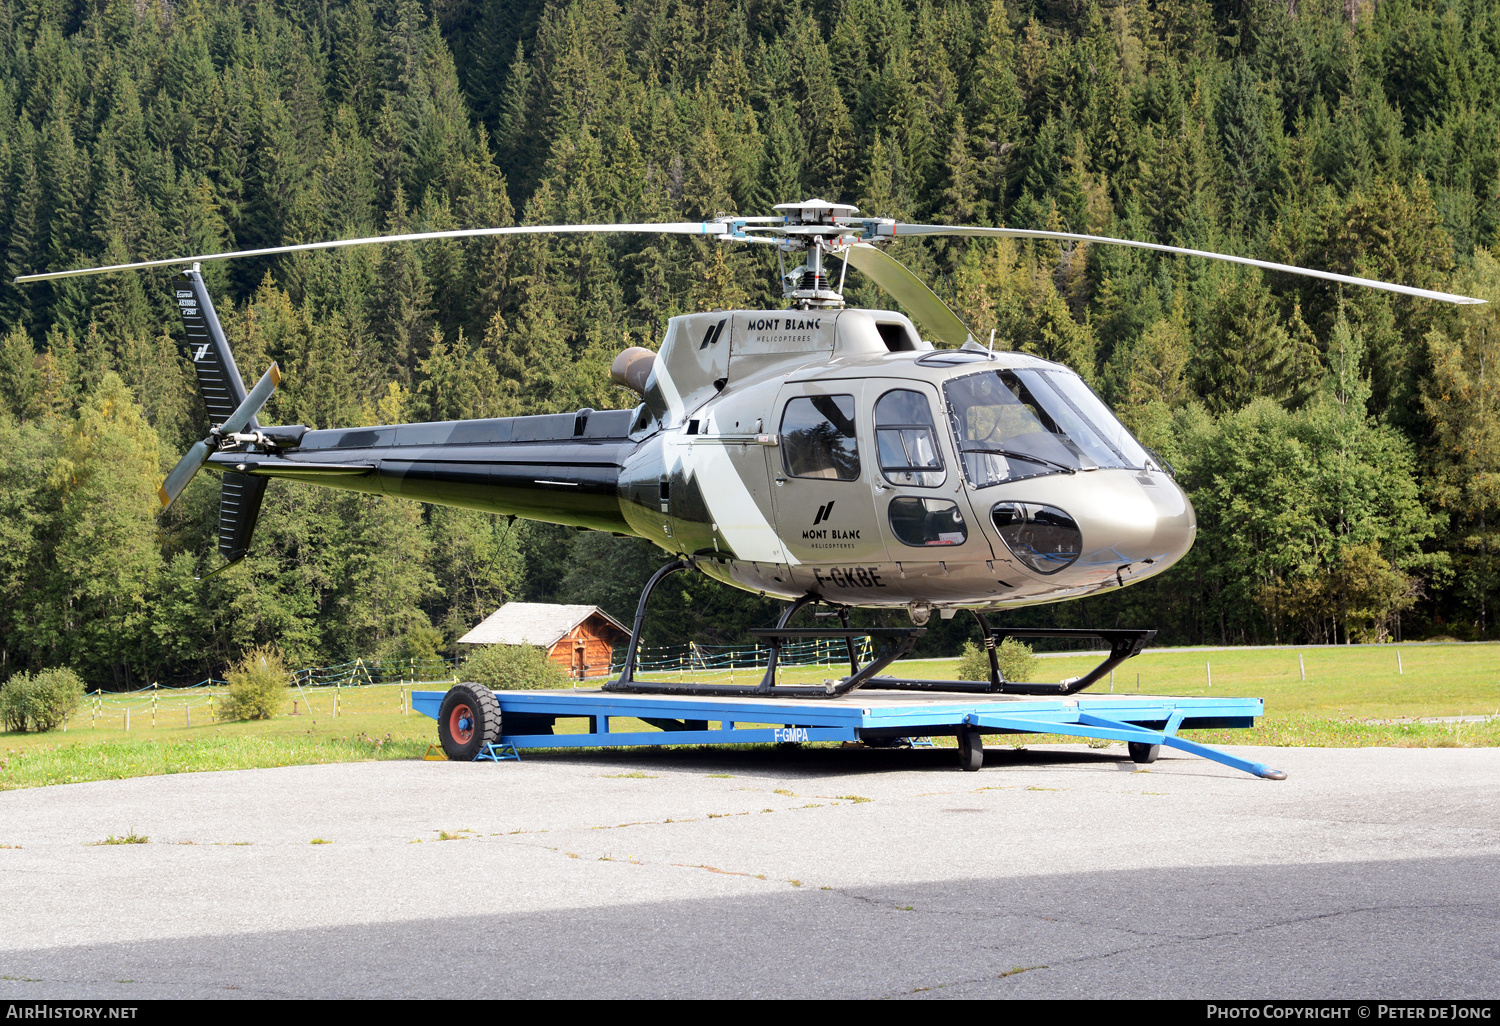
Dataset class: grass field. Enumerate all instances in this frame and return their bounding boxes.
[2,642,1496,792]
[914,641,1500,722]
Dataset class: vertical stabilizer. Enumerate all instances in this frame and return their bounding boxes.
[172,268,268,562]
[175,267,257,431]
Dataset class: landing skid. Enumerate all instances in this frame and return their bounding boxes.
[601,561,1156,701]
[866,618,1157,697]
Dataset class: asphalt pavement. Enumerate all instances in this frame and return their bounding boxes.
[0,742,1496,999]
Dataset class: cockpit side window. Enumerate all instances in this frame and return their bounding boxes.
[942,368,1150,487]
[874,389,945,487]
[780,394,861,481]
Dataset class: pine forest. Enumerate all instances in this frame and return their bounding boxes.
[0,0,1497,688]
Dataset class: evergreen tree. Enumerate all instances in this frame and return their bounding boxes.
[1420,249,1500,634]
[371,187,435,384]
[1,134,42,332]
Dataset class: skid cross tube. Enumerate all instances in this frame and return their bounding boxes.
[964,709,1286,780]
[607,558,691,690]
[756,594,822,693]
[748,626,925,697]
[988,628,1156,695]
[972,610,1004,689]
[838,607,860,676]
[608,576,926,698]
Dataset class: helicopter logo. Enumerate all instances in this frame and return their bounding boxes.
[699,319,727,350]
[812,501,836,526]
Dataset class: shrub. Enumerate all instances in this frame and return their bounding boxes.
[0,667,85,732]
[956,639,1038,684]
[375,622,445,664]
[217,644,290,721]
[461,645,572,691]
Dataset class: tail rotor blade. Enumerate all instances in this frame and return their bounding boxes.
[220,362,281,436]
[158,362,281,511]
[843,243,973,346]
[158,440,211,510]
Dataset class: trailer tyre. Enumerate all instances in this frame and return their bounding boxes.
[1128,741,1160,764]
[957,727,984,772]
[437,683,501,761]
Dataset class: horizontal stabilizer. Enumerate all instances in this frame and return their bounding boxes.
[228,461,376,481]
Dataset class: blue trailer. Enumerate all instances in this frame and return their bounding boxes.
[411,687,1286,779]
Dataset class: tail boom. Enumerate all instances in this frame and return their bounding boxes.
[206,410,639,534]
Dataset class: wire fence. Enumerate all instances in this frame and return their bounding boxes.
[612,637,875,686]
[71,638,877,729]
[74,679,420,732]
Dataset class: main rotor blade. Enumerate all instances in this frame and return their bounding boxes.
[158,440,211,509]
[842,243,973,346]
[221,362,282,435]
[14,222,735,284]
[878,224,1488,305]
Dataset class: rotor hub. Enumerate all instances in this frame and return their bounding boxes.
[774,200,862,309]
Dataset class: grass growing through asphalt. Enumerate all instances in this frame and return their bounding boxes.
[94,832,148,845]
[1,643,1495,791]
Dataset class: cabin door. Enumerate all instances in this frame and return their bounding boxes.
[768,380,890,591]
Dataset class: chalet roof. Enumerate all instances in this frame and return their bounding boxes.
[457,602,630,649]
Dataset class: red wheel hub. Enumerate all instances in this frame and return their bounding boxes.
[448,703,474,744]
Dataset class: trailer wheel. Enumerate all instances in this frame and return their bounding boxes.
[437,683,501,761]
[957,727,984,772]
[1128,741,1160,764]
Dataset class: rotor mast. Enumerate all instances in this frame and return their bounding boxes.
[773,199,860,310]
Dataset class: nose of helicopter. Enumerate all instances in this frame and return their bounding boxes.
[1142,472,1196,568]
[1073,469,1196,577]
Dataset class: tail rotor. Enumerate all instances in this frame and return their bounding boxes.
[157,362,281,510]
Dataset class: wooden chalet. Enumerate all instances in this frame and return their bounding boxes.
[458,602,630,680]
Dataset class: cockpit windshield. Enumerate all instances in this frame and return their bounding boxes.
[943,367,1152,486]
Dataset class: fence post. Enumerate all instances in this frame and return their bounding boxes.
[1397,650,1403,675]
[1299,653,1306,681]
[1206,661,1212,689]
[185,700,190,728]
[124,707,130,732]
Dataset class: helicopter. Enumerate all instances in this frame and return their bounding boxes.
[17,199,1486,701]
